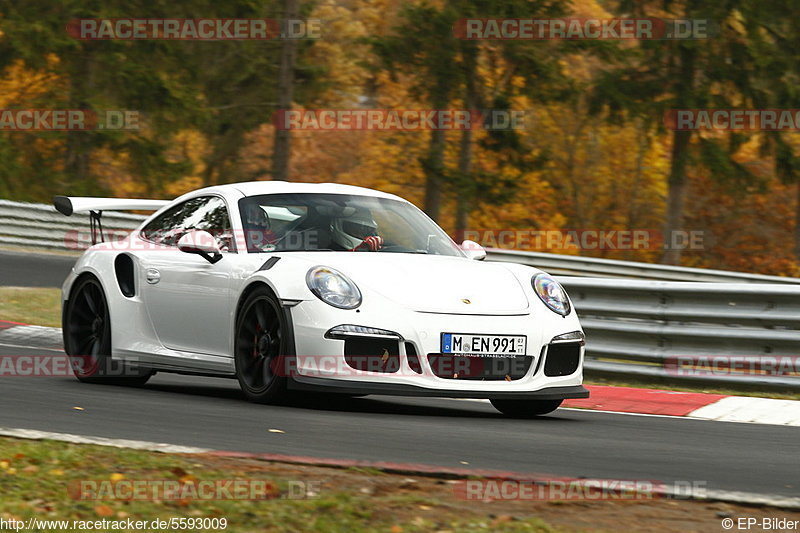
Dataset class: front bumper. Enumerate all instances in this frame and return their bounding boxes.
[288,297,586,398]
[289,378,589,400]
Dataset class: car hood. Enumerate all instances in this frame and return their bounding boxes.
[293,252,530,315]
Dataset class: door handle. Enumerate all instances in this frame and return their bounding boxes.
[145,268,161,284]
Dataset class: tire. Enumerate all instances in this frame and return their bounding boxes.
[63,275,152,386]
[234,287,290,404]
[490,398,563,418]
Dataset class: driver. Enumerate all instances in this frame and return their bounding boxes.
[331,209,384,251]
[242,203,277,252]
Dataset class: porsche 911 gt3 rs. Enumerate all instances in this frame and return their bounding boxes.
[55,181,589,417]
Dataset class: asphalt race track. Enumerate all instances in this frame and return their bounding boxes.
[0,250,798,500]
[1,342,797,498]
[0,250,76,287]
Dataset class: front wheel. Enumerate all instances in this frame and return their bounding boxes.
[490,398,563,418]
[234,287,290,404]
[63,276,152,386]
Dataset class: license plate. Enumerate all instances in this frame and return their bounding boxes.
[441,333,526,357]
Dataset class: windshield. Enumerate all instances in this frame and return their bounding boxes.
[238,193,464,257]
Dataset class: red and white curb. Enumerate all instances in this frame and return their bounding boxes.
[0,320,62,350]
[2,320,800,426]
[564,385,800,427]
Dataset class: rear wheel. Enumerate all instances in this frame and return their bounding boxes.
[490,398,563,418]
[64,276,152,386]
[234,287,289,404]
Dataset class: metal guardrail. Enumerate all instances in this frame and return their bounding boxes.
[0,199,798,389]
[487,248,800,284]
[561,278,800,389]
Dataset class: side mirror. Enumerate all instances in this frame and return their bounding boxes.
[178,230,223,264]
[461,240,486,261]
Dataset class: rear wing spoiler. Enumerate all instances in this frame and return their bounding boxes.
[53,195,170,245]
[54,196,169,216]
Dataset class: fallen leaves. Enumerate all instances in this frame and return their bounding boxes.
[94,505,114,517]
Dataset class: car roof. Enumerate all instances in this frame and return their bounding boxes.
[189,181,407,202]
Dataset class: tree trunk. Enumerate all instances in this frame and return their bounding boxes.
[65,51,94,193]
[271,0,299,181]
[455,41,478,242]
[661,129,692,264]
[422,122,446,221]
[661,43,696,265]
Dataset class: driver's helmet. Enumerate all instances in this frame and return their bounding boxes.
[242,203,274,251]
[331,209,379,250]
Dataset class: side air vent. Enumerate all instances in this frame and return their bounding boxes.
[114,254,136,297]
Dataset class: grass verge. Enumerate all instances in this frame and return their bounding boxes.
[0,437,796,533]
[0,437,561,532]
[0,287,61,327]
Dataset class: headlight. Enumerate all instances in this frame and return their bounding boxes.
[306,266,362,309]
[532,273,571,316]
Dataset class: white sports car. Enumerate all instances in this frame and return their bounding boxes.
[55,181,588,417]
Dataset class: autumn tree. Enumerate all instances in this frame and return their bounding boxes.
[0,0,206,195]
[738,0,800,260]
[369,2,462,220]
[592,0,761,264]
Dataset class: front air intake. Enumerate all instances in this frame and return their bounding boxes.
[543,343,581,377]
[344,338,400,373]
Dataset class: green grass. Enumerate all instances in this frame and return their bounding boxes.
[0,437,563,533]
[0,287,62,327]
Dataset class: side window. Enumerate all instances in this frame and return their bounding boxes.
[141,196,234,251]
[183,197,234,252]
